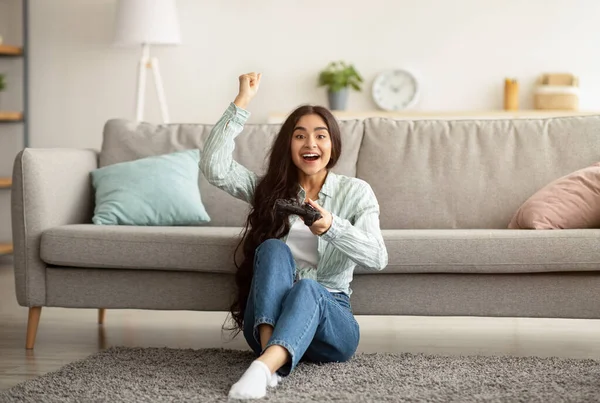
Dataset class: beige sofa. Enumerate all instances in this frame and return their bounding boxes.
[11,112,600,349]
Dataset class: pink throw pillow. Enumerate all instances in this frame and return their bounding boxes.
[508,162,600,229]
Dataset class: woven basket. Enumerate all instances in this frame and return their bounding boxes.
[533,73,579,110]
[534,91,579,110]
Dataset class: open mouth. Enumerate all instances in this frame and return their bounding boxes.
[302,153,320,162]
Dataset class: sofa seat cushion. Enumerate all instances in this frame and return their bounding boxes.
[42,226,600,275]
[41,225,241,273]
[358,228,600,274]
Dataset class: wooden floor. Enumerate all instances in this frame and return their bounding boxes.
[2,256,600,390]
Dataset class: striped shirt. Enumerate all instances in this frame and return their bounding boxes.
[200,102,388,295]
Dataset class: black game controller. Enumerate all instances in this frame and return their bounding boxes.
[275,199,322,226]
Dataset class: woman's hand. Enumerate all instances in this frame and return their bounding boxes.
[306,198,332,236]
[234,72,261,109]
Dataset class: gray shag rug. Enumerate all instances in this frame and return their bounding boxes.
[1,347,599,402]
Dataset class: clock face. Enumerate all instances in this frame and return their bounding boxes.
[372,69,419,111]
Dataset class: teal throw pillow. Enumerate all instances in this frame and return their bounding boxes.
[91,149,211,226]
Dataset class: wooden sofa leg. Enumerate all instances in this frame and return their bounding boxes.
[98,309,106,325]
[26,307,42,350]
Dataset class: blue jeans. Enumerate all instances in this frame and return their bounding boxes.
[242,239,360,376]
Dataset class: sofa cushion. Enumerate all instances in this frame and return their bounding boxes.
[41,225,600,274]
[358,115,600,229]
[91,149,211,226]
[41,225,241,273]
[508,162,600,229]
[359,228,600,274]
[100,118,364,227]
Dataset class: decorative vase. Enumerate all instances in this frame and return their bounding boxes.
[327,88,349,110]
[503,78,519,111]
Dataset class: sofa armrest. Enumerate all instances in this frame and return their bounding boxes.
[11,148,99,306]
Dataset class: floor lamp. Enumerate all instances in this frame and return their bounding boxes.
[113,0,181,123]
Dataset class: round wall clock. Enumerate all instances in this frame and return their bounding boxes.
[372,69,419,111]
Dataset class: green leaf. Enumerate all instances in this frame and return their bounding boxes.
[316,60,363,92]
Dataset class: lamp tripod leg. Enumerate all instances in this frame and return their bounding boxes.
[135,44,150,122]
[151,57,170,124]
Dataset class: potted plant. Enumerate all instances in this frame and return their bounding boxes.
[317,61,363,110]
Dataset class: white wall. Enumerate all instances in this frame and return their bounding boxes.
[25,0,600,150]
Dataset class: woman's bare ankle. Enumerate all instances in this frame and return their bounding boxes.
[257,345,289,373]
[258,324,274,351]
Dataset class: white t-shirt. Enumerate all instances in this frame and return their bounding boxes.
[285,219,341,293]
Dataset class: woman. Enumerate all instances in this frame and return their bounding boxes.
[200,72,388,400]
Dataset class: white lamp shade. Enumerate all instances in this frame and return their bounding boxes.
[114,0,181,46]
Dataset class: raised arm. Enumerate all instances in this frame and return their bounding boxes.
[199,73,262,204]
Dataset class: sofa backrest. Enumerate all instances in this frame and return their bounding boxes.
[100,118,364,226]
[357,115,600,229]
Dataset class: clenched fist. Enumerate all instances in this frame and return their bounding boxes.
[234,72,261,110]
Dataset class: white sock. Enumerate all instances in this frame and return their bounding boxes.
[228,360,273,400]
[268,373,282,388]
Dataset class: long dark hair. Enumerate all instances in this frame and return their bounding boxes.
[224,104,342,336]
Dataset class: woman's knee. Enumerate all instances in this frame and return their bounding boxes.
[254,239,294,274]
[256,238,287,255]
[255,239,290,263]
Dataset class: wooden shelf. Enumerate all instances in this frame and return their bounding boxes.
[0,111,24,122]
[0,45,23,56]
[0,177,12,189]
[0,243,13,255]
[268,109,600,123]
